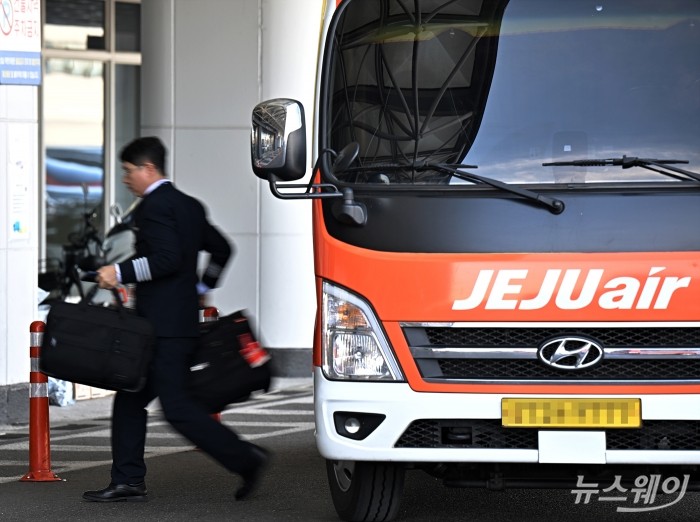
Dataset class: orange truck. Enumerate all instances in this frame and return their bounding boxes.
[250,1,700,520]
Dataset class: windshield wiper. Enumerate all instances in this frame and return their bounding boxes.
[543,156,700,183]
[429,163,565,214]
[338,162,565,214]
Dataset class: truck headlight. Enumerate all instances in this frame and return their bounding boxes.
[321,281,404,381]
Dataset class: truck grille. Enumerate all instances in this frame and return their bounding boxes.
[395,419,700,450]
[402,324,700,383]
[422,326,700,347]
[438,359,700,380]
[395,419,538,449]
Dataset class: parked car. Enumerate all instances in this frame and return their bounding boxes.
[45,146,103,214]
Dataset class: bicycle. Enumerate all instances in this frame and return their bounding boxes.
[39,186,137,305]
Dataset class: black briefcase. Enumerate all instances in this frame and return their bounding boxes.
[189,311,272,413]
[40,287,155,393]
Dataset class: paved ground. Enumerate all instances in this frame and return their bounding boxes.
[0,377,313,485]
[3,378,700,521]
[15,377,313,428]
[0,378,332,521]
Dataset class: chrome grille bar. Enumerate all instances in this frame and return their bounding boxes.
[401,322,700,383]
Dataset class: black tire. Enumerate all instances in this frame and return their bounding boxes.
[326,459,405,522]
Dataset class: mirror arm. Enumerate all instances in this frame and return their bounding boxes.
[268,179,344,200]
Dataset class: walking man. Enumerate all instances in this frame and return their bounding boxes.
[85,136,267,502]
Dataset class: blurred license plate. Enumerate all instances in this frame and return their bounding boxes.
[501,398,641,428]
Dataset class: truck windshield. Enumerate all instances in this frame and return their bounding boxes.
[321,0,700,185]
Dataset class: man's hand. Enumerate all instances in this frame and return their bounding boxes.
[97,265,119,289]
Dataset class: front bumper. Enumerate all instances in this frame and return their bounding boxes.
[314,368,700,465]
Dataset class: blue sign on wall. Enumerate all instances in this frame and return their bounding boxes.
[0,50,41,85]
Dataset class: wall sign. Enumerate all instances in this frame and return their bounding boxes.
[0,0,41,85]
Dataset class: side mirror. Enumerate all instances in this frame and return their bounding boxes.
[251,98,307,181]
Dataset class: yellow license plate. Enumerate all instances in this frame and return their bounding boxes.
[501,398,641,428]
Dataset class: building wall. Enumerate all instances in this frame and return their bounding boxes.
[0,85,39,424]
[0,0,321,425]
[140,0,321,376]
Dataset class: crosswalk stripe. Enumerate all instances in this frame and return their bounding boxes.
[0,390,314,484]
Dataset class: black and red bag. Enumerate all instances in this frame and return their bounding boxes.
[189,310,272,413]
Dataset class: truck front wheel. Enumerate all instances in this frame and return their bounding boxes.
[326,459,405,522]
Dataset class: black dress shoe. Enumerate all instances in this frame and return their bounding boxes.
[82,482,148,502]
[236,446,269,501]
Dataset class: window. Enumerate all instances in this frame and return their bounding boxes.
[44,0,106,51]
[41,0,141,275]
[324,0,700,186]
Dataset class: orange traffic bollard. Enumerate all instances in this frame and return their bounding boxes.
[20,321,61,482]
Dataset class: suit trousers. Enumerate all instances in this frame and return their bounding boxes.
[110,336,259,484]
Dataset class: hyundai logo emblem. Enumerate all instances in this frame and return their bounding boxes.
[538,336,604,370]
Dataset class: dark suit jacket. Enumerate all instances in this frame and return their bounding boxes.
[117,182,232,337]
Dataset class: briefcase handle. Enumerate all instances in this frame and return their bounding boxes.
[81,284,130,314]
